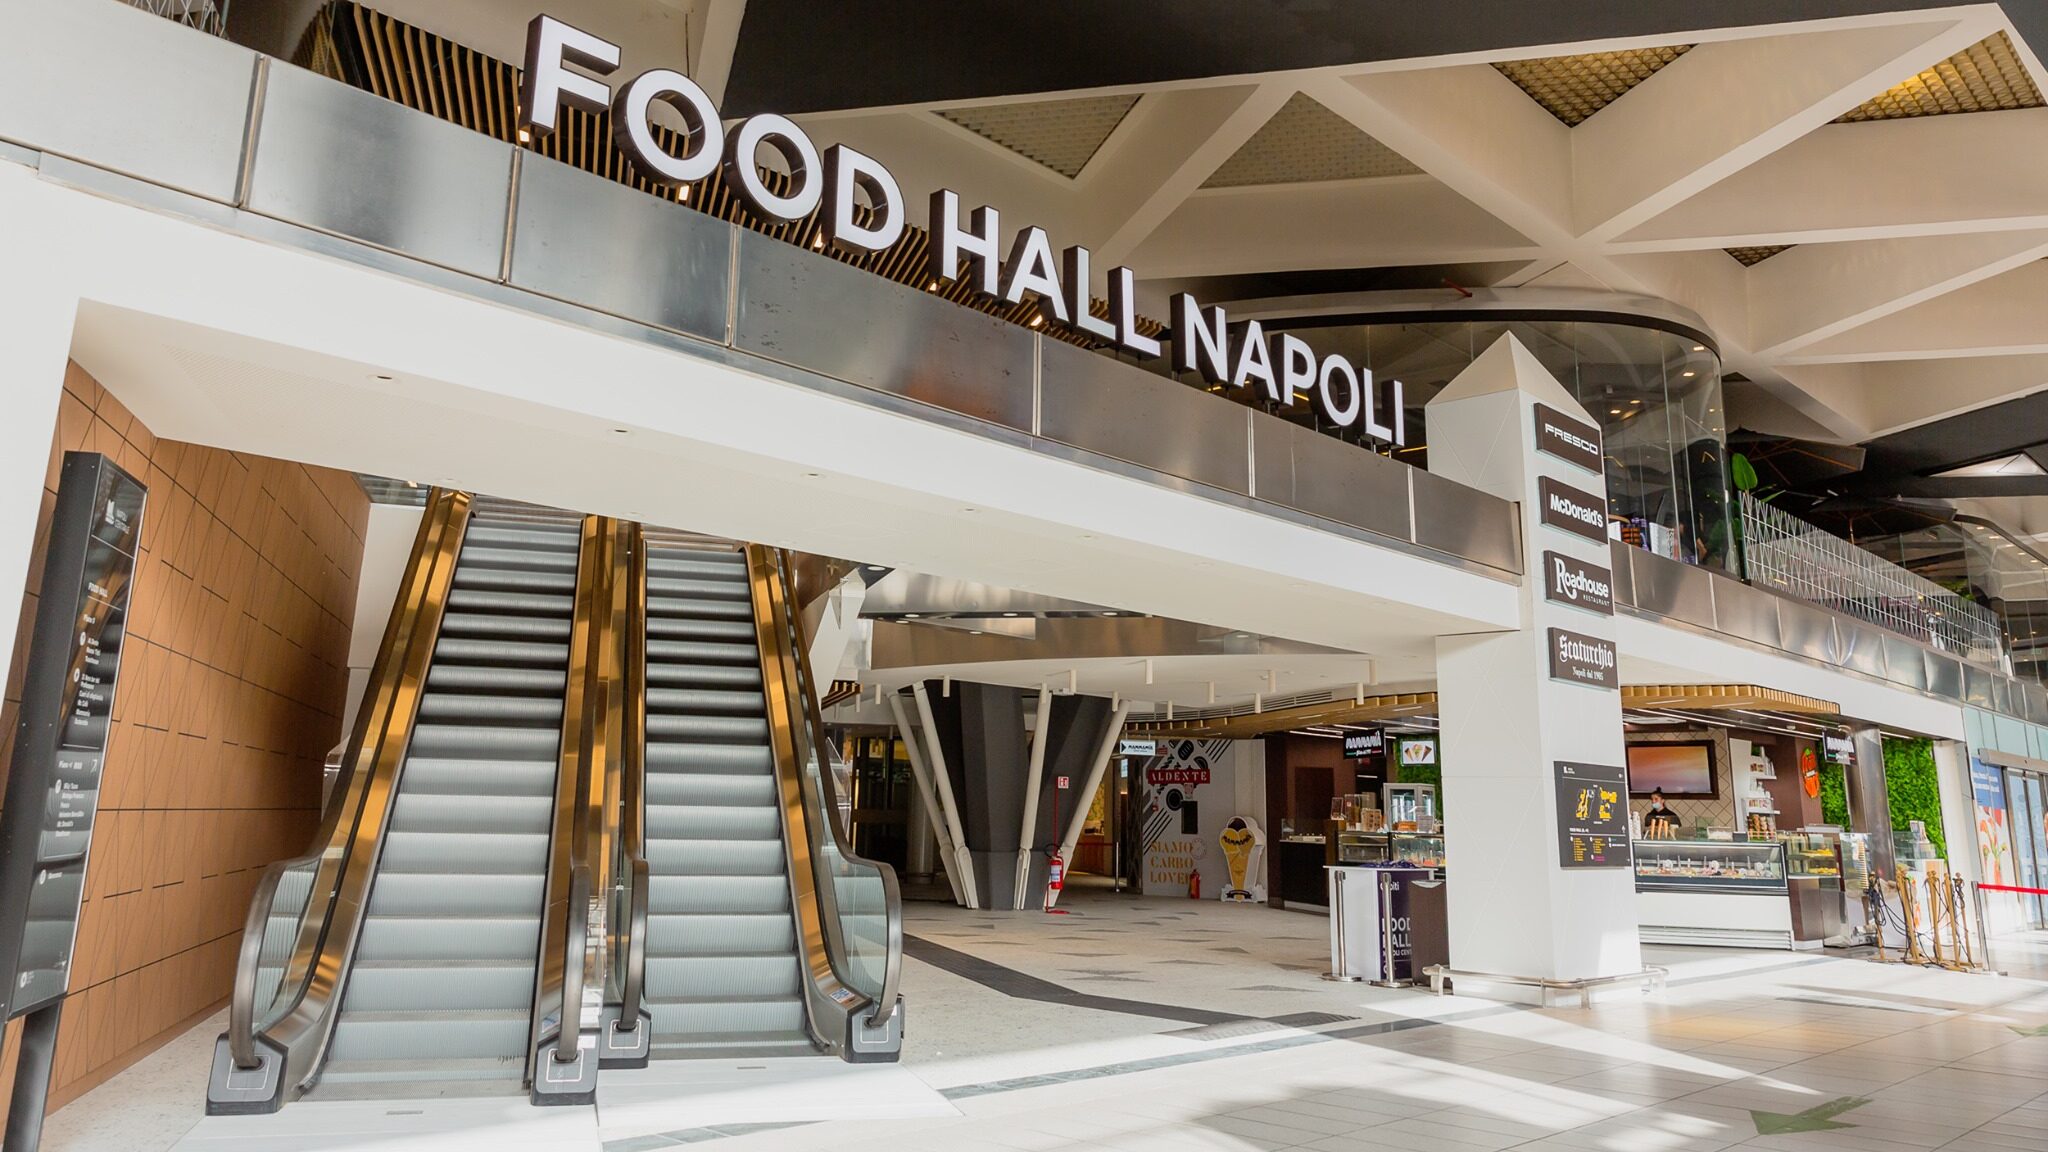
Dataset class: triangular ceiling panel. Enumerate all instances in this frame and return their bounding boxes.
[1202,92,1420,188]
[936,94,1140,178]
[1836,31,2044,123]
[1494,45,1691,126]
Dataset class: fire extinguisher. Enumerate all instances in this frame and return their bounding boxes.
[1188,866,1201,900]
[1044,850,1065,912]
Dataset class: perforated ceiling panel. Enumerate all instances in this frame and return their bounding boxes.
[1494,45,1692,126]
[1202,93,1420,188]
[936,94,1140,178]
[1725,245,1793,267]
[1836,31,2044,122]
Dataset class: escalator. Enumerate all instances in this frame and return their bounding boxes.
[635,535,811,1056]
[208,493,598,1112]
[313,505,582,1094]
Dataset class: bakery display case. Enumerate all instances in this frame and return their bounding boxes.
[1333,831,1446,874]
[1632,839,1787,894]
[1778,832,1845,945]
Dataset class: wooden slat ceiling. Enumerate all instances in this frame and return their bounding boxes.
[1126,692,1438,739]
[297,2,1163,348]
[1622,683,1839,715]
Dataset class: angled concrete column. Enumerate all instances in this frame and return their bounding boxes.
[918,680,1118,909]
[1426,334,1642,989]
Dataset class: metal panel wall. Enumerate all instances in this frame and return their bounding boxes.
[1249,417,1296,507]
[1037,340,1249,494]
[1260,422,1412,542]
[1710,577,1781,651]
[732,231,1034,432]
[1964,664,1995,707]
[248,64,512,279]
[509,154,731,342]
[1629,549,1715,628]
[1926,652,1964,701]
[0,2,254,203]
[1607,542,1636,607]
[1882,635,1929,692]
[1410,468,1520,573]
[1776,601,1840,667]
[1838,622,1889,678]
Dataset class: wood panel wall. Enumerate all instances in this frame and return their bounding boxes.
[0,363,367,1109]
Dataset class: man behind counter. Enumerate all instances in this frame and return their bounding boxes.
[1640,790,1680,837]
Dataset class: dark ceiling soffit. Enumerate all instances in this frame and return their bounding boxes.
[1861,391,2048,472]
[1852,476,2048,498]
[723,1,2047,115]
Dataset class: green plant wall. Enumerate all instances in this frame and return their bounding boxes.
[1818,762,1848,828]
[1883,737,1946,858]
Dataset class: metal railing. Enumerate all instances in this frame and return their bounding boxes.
[125,0,229,37]
[1737,492,2005,666]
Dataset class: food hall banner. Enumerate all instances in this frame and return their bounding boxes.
[0,454,145,1016]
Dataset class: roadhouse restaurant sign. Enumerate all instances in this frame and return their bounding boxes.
[519,16,1411,447]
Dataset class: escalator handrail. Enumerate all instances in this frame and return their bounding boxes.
[758,547,905,1030]
[620,856,648,1032]
[227,851,318,1069]
[616,523,649,1034]
[224,489,472,1096]
[552,864,591,1064]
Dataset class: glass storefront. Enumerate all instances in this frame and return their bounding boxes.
[1254,316,1735,574]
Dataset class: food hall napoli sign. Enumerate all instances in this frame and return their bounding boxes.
[521,15,1410,448]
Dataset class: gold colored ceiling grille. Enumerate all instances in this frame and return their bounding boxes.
[1725,245,1793,267]
[1203,92,1421,187]
[1622,684,1839,715]
[1126,692,1437,740]
[937,94,1139,179]
[1494,45,1692,127]
[296,2,1163,348]
[1837,31,2043,123]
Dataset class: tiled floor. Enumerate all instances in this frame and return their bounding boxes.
[41,890,2048,1152]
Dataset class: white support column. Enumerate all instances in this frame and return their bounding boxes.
[886,692,965,906]
[1013,689,1054,909]
[1427,334,1640,990]
[0,172,80,680]
[912,682,980,909]
[1050,702,1130,908]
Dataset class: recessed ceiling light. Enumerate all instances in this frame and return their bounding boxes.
[372,373,394,381]
[962,507,977,513]
[805,471,820,478]
[1692,345,1705,352]
[1003,612,1020,617]
[1681,370,1696,378]
[613,428,630,434]
[1101,611,1119,617]
[1610,408,1622,415]
[904,613,921,618]
[969,630,983,635]
[865,565,886,572]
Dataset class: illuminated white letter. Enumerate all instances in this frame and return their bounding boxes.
[519,15,619,139]
[821,145,904,253]
[927,190,1001,296]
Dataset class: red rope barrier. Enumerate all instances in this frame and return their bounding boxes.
[1978,882,2048,896]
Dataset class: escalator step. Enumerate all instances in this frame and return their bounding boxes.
[646,596,753,621]
[399,758,558,796]
[389,792,552,837]
[645,803,780,842]
[644,838,786,877]
[328,1008,532,1064]
[432,638,571,666]
[646,688,767,715]
[645,743,772,773]
[648,577,749,601]
[378,830,550,874]
[646,715,770,743]
[647,555,746,580]
[425,666,567,695]
[352,915,542,963]
[645,998,806,1039]
[644,773,776,808]
[645,616,754,641]
[645,663,762,690]
[341,961,537,1013]
[645,913,795,954]
[452,545,578,574]
[646,639,758,665]
[367,872,544,917]
[406,724,562,759]
[437,612,574,642]
[445,589,576,617]
[644,954,800,999]
[464,524,582,550]
[414,694,565,725]
[646,874,790,915]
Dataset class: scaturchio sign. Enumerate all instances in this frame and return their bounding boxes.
[1542,551,1613,616]
[519,15,1410,449]
[1548,627,1618,690]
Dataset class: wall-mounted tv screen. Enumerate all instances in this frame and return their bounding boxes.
[1625,742,1717,799]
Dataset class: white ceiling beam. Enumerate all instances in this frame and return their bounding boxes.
[1747,229,2048,357]
[1128,177,1541,279]
[1616,109,2048,249]
[1572,15,1994,243]
[1784,260,2048,364]
[1080,83,1297,265]
[1779,353,2048,440]
[688,0,748,106]
[797,112,1079,235]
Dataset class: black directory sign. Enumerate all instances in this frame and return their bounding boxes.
[1537,476,1610,543]
[1554,761,1630,869]
[1343,728,1384,760]
[1542,551,1614,616]
[0,454,145,1018]
[1533,403,1604,474]
[1547,627,1618,690]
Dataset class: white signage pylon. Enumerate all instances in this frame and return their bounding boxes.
[1425,334,1642,989]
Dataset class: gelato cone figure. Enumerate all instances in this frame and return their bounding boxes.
[1218,816,1266,902]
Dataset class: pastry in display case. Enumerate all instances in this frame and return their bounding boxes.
[1631,839,1788,894]
[1388,832,1446,871]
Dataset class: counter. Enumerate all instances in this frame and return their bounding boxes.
[1633,840,1796,949]
[1276,837,1328,909]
